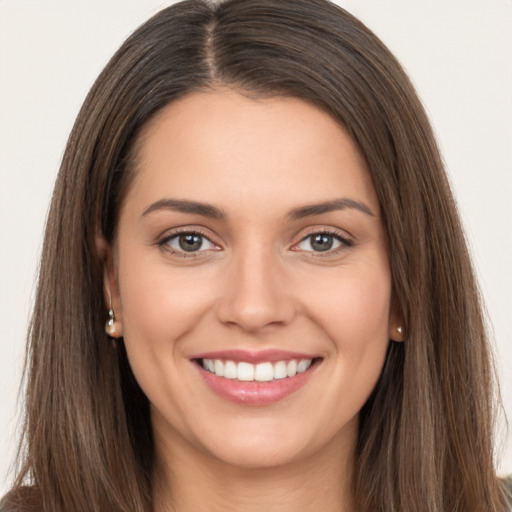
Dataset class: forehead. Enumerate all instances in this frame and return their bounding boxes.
[125,89,379,219]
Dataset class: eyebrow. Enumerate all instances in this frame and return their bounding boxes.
[141,197,376,220]
[142,198,227,219]
[286,198,376,220]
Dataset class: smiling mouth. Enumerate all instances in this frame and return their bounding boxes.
[197,358,319,382]
[193,355,322,405]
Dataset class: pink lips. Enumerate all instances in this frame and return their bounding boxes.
[192,349,319,406]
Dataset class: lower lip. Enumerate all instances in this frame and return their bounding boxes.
[195,361,318,406]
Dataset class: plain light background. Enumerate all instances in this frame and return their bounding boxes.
[1,0,511,494]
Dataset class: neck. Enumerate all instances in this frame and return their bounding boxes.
[152,428,356,512]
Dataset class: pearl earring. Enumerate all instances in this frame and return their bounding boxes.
[397,326,403,335]
[105,308,118,337]
[105,288,120,338]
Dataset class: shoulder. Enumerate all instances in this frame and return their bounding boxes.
[1,484,46,512]
[504,475,512,511]
[0,485,43,511]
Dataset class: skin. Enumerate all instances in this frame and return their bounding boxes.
[104,89,403,512]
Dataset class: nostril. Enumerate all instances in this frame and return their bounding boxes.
[215,294,296,333]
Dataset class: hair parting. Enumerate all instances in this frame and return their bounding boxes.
[2,1,509,511]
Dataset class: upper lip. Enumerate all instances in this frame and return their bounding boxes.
[191,349,320,364]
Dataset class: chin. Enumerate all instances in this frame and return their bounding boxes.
[189,414,356,471]
[205,434,313,470]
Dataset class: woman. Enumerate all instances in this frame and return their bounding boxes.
[1,0,510,510]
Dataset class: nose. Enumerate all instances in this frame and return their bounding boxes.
[215,246,297,333]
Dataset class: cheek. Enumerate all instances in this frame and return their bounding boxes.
[304,262,392,351]
[117,252,213,344]
[305,267,392,421]
[115,255,215,416]
[114,253,219,403]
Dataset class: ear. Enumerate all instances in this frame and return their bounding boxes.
[388,296,404,342]
[96,234,123,338]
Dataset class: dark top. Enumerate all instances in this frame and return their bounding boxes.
[1,477,511,511]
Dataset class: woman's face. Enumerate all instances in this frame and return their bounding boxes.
[107,90,402,470]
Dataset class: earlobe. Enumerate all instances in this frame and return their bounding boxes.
[390,324,404,342]
[388,296,405,342]
[97,234,123,338]
[104,281,123,338]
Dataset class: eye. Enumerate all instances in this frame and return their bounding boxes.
[162,232,217,253]
[295,232,352,253]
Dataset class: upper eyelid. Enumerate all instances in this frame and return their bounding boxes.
[156,225,353,248]
[297,233,351,245]
[158,226,216,242]
[295,226,353,242]
[300,229,347,239]
[291,228,354,254]
[157,228,220,251]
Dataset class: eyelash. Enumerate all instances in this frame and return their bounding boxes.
[157,228,217,258]
[156,228,354,258]
[294,229,354,257]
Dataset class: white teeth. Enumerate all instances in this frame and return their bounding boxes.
[201,358,314,381]
[224,360,237,379]
[274,361,288,379]
[286,359,297,377]
[237,362,254,381]
[297,359,312,373]
[214,359,224,377]
[254,362,274,382]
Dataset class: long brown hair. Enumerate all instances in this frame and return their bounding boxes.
[2,1,509,511]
